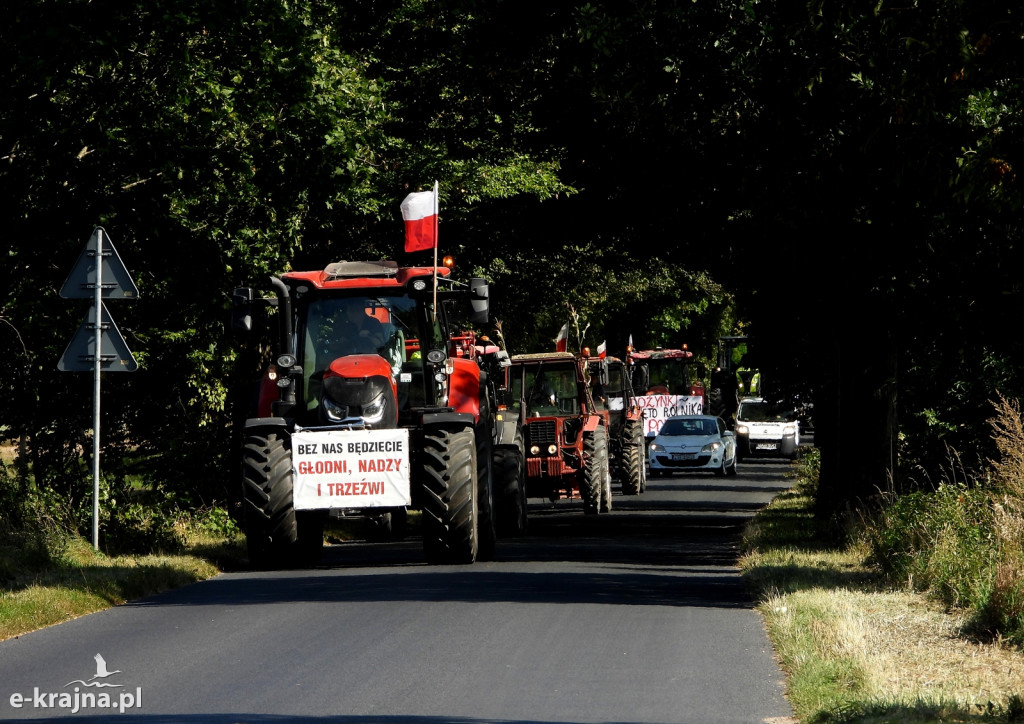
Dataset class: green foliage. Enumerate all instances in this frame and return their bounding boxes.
[866,482,996,608]
[863,396,1024,643]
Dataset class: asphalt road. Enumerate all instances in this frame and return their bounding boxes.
[0,459,796,724]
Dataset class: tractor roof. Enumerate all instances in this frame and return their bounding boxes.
[628,348,693,361]
[282,260,450,290]
[510,352,577,363]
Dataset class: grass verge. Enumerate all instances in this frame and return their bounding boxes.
[740,456,1024,724]
[0,533,245,642]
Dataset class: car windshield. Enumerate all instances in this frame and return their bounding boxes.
[659,418,717,437]
[738,401,795,422]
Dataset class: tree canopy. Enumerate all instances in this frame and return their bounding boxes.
[1,0,1020,524]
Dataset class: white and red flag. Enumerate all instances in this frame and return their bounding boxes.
[400,182,439,253]
[597,340,607,359]
[554,322,569,352]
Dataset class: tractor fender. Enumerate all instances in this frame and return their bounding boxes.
[625,404,643,423]
[582,414,603,433]
[244,416,291,439]
[447,357,481,423]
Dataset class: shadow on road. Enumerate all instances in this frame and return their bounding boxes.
[124,470,795,615]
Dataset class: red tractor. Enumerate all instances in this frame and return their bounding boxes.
[508,352,612,514]
[626,346,706,442]
[588,355,646,495]
[232,260,506,567]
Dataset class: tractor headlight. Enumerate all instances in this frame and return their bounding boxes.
[547,444,558,455]
[322,397,348,422]
[529,444,540,455]
[362,392,388,425]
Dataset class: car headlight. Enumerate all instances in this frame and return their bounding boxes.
[783,424,797,436]
[362,392,388,425]
[322,396,348,422]
[701,441,722,453]
[736,425,748,435]
[649,443,664,453]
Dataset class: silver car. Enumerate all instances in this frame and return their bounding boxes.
[648,415,737,476]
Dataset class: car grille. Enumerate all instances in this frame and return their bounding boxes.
[527,421,556,448]
[655,455,712,468]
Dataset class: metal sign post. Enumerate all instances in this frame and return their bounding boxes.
[59,228,139,550]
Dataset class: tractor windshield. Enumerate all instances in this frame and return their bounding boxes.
[644,358,691,395]
[512,362,580,417]
[299,293,437,412]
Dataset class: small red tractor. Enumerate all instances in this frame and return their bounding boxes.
[626,346,706,442]
[588,355,646,495]
[508,351,612,514]
[232,260,511,567]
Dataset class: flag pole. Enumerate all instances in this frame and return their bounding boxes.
[432,180,439,321]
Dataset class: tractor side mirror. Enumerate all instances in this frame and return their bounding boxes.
[468,277,489,325]
[231,287,254,334]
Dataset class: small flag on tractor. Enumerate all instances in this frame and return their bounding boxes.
[401,182,439,253]
[597,340,607,359]
[554,322,569,352]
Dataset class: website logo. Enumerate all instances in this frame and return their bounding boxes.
[8,653,142,715]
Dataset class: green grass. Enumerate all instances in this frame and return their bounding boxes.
[0,533,244,642]
[740,459,1024,724]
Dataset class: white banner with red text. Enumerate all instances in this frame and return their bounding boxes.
[636,395,704,437]
[292,428,411,510]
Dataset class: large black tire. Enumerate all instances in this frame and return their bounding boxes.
[620,419,644,496]
[242,431,301,569]
[421,427,479,564]
[475,421,497,562]
[581,426,608,515]
[599,434,613,513]
[494,430,527,536]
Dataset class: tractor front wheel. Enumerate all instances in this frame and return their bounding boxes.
[242,431,301,569]
[421,427,479,564]
[494,430,527,536]
[582,426,609,515]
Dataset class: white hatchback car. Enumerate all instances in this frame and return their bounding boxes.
[648,415,737,476]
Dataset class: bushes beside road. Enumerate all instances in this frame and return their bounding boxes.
[741,396,1024,722]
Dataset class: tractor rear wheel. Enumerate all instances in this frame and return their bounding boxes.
[475,421,497,562]
[581,426,608,515]
[620,419,644,496]
[242,431,300,569]
[494,430,527,536]
[421,427,479,564]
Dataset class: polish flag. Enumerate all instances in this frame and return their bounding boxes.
[554,322,569,352]
[401,183,438,252]
[597,340,607,359]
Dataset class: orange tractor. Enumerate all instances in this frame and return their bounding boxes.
[232,260,511,566]
[508,351,630,513]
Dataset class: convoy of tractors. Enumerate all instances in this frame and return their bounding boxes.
[231,253,796,568]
